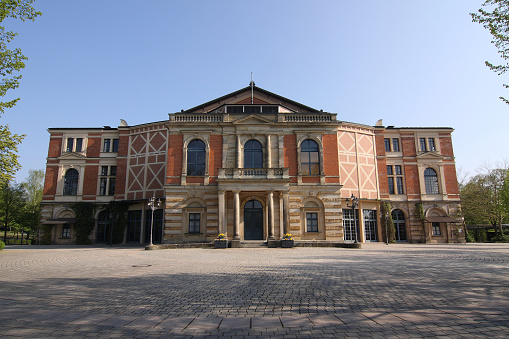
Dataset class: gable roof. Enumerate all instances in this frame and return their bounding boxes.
[183,85,321,114]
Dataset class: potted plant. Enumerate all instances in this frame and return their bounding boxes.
[214,233,228,248]
[281,233,294,248]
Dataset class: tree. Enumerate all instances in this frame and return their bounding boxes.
[471,0,509,104]
[20,169,44,241]
[0,0,41,182]
[0,180,26,243]
[460,164,509,235]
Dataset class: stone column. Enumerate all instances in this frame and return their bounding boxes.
[237,135,242,168]
[283,191,290,235]
[267,135,272,168]
[233,191,240,240]
[268,191,274,239]
[218,190,226,235]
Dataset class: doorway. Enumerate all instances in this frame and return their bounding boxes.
[244,200,263,240]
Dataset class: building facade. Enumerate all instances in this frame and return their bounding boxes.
[41,86,464,245]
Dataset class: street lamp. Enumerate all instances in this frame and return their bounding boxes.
[346,194,359,243]
[148,195,162,246]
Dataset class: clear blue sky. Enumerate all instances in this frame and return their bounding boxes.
[2,0,507,182]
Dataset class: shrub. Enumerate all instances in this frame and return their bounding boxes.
[465,230,475,243]
[0,240,5,250]
[490,233,509,243]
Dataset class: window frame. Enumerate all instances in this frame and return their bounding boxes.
[392,138,400,152]
[63,168,79,196]
[187,139,206,176]
[300,139,320,176]
[424,168,440,194]
[188,213,201,233]
[306,212,319,232]
[61,224,71,239]
[244,139,263,169]
[384,138,391,152]
[432,222,442,236]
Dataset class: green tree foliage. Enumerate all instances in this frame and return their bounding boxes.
[70,202,96,245]
[380,201,395,244]
[471,0,509,104]
[0,180,26,243]
[20,168,43,238]
[0,0,41,182]
[460,166,509,234]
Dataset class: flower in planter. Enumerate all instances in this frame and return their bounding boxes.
[216,233,226,240]
[282,233,293,240]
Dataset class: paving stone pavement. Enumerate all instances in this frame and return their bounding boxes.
[0,243,508,338]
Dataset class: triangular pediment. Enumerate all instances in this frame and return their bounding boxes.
[60,152,87,160]
[184,85,320,114]
[233,114,274,124]
[416,151,444,159]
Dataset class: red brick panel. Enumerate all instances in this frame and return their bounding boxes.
[404,164,421,196]
[42,165,58,199]
[439,134,454,157]
[377,158,389,199]
[48,135,62,158]
[374,130,386,156]
[443,163,460,196]
[401,134,416,157]
[284,134,297,176]
[82,165,99,199]
[209,135,222,183]
[87,135,102,157]
[187,177,205,184]
[322,134,339,177]
[115,158,127,199]
[302,177,320,184]
[118,130,130,156]
[167,134,183,183]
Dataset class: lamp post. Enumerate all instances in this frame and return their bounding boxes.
[346,194,359,243]
[148,195,162,246]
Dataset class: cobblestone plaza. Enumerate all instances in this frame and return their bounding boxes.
[1,244,508,338]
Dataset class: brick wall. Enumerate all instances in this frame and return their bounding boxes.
[42,164,58,199]
[322,134,339,180]
[401,134,416,157]
[87,133,102,157]
[209,135,222,183]
[82,162,99,200]
[284,134,297,176]
[47,134,62,158]
[167,134,183,184]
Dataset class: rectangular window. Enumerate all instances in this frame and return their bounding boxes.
[392,139,400,152]
[227,106,243,114]
[396,177,404,194]
[99,178,108,196]
[306,213,318,232]
[66,138,74,152]
[363,210,378,241]
[189,213,200,233]
[432,222,441,236]
[343,208,359,242]
[110,166,117,176]
[244,106,261,114]
[388,177,395,194]
[428,138,436,151]
[127,210,142,243]
[112,139,119,152]
[62,224,71,238]
[384,138,391,152]
[108,178,115,196]
[103,139,111,152]
[262,106,278,113]
[395,165,402,175]
[75,138,83,152]
[419,138,427,152]
[387,165,393,175]
[101,166,108,176]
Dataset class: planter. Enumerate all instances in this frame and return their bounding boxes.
[214,239,228,248]
[281,239,294,248]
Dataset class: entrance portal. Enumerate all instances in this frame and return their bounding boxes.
[244,200,263,240]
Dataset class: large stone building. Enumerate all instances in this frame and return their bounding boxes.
[41,85,464,245]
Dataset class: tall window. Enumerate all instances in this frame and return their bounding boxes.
[244,139,263,169]
[112,139,119,152]
[126,210,142,243]
[392,138,400,152]
[364,210,378,241]
[62,224,71,238]
[99,166,116,196]
[343,208,358,242]
[96,210,111,243]
[306,213,318,232]
[103,139,111,152]
[189,213,201,233]
[384,138,391,152]
[391,209,407,241]
[63,168,79,196]
[428,138,436,151]
[66,138,74,152]
[301,139,319,175]
[387,165,404,195]
[187,139,206,175]
[419,138,427,152]
[424,168,439,194]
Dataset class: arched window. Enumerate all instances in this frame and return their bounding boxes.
[244,140,263,169]
[63,168,79,196]
[187,139,206,176]
[96,210,111,243]
[391,209,407,241]
[424,168,439,194]
[301,139,320,175]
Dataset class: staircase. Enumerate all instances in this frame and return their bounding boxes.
[240,241,268,248]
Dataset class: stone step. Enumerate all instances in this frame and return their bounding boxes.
[240,241,268,248]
